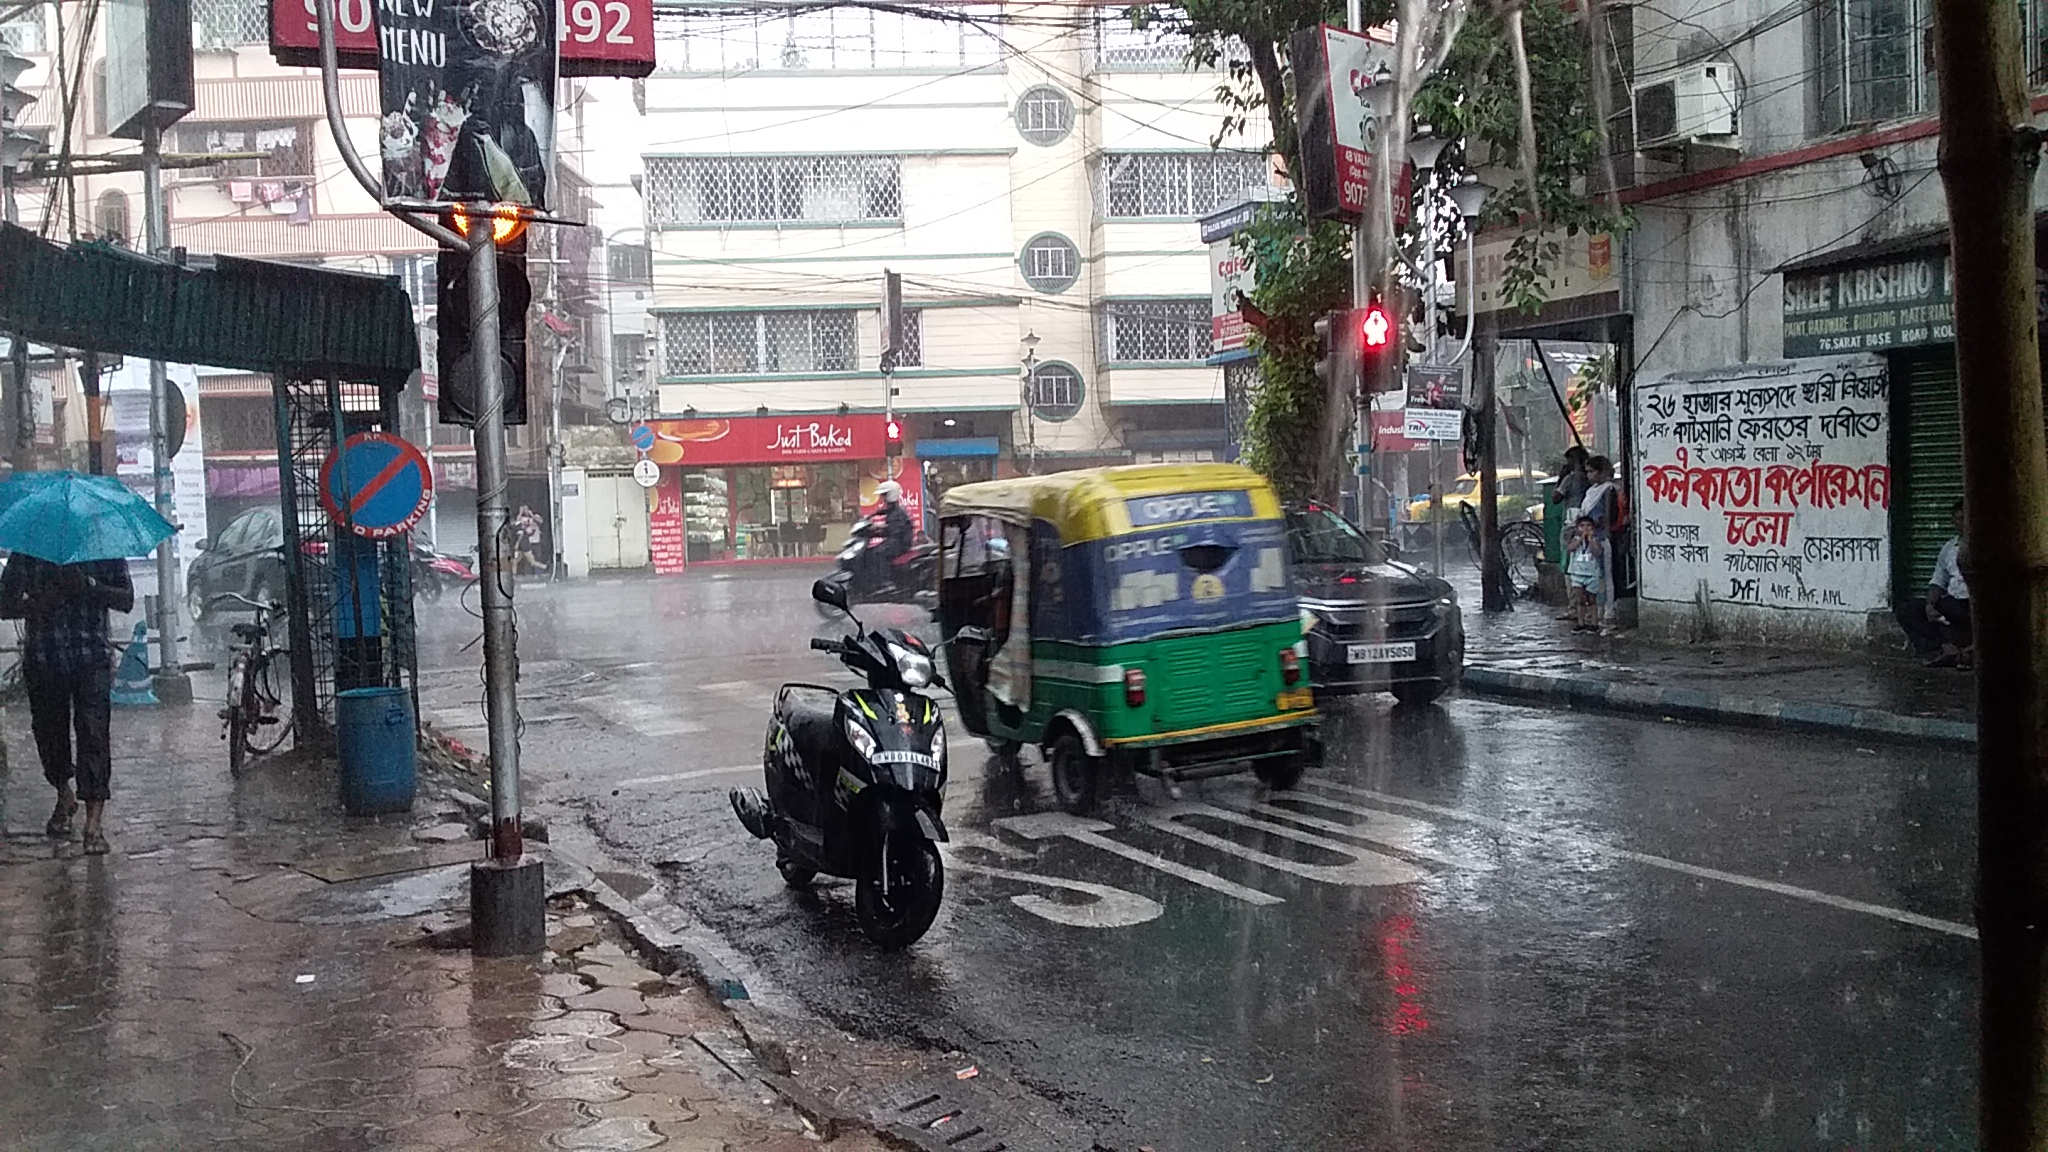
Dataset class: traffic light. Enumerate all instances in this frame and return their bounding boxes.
[885,417,905,457]
[1311,311,1357,395]
[436,237,530,427]
[1358,300,1402,393]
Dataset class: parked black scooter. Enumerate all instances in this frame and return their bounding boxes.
[731,578,950,949]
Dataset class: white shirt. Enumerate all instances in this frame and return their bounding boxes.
[1930,538,1969,600]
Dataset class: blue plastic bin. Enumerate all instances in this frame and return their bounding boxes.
[337,686,417,815]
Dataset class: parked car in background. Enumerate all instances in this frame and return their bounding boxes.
[1286,502,1464,705]
[187,508,289,632]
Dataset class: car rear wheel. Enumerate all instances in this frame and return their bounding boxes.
[1391,679,1450,706]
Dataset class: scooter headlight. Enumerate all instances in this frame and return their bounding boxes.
[843,718,879,762]
[889,642,935,688]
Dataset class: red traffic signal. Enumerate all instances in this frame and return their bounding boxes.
[1361,304,1392,349]
[885,418,905,457]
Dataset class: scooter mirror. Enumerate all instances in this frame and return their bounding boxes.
[812,578,850,613]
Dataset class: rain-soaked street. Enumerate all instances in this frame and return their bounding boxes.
[416,569,1977,1151]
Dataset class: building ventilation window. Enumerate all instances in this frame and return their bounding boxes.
[646,155,902,226]
[1100,151,1268,218]
[1015,86,1075,145]
[1105,299,1213,363]
[1028,362,1085,422]
[1020,233,1081,294]
[95,190,130,246]
[660,310,859,377]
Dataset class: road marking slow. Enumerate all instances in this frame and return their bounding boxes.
[612,765,756,789]
[1240,795,1496,871]
[1305,780,1978,940]
[947,860,1164,929]
[994,813,1285,905]
[1141,802,1426,887]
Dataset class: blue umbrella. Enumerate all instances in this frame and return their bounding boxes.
[0,471,175,563]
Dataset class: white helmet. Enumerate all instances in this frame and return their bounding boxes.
[876,480,903,503]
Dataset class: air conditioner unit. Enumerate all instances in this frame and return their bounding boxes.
[1633,64,1738,148]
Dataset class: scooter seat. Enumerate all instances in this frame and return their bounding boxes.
[776,684,840,775]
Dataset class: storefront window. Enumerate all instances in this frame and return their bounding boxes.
[678,463,869,561]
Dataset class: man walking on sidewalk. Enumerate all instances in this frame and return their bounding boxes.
[0,554,134,854]
[1894,497,1973,668]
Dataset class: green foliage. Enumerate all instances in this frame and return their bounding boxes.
[1233,200,1353,502]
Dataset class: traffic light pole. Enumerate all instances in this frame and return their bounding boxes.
[467,217,544,957]
[141,124,190,702]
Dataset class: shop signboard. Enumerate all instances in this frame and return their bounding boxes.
[1290,23,1396,220]
[634,414,889,468]
[1781,251,1953,358]
[1457,227,1619,320]
[273,0,656,77]
[649,467,687,574]
[374,0,557,208]
[1633,354,1891,617]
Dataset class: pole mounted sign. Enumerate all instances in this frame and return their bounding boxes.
[374,0,558,209]
[321,431,436,539]
[272,0,656,78]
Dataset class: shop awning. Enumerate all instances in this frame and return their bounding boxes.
[916,437,1002,458]
[0,224,419,388]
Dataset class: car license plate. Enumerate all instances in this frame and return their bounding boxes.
[1276,687,1314,711]
[1347,642,1417,664]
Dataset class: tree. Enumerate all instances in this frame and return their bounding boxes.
[1132,0,1624,503]
[1928,0,2048,1144]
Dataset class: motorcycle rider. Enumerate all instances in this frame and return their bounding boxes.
[868,480,914,592]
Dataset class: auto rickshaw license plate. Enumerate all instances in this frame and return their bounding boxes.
[1277,687,1314,710]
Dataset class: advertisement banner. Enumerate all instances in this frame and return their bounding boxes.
[1209,238,1257,356]
[1322,25,1396,217]
[635,415,888,468]
[107,362,206,599]
[1402,364,1464,443]
[1633,355,1891,615]
[649,467,687,574]
[375,0,557,208]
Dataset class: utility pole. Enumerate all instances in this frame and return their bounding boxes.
[1475,323,1505,610]
[1930,0,2048,1144]
[543,221,566,581]
[141,123,189,701]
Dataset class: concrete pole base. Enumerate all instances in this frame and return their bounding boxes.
[152,672,193,704]
[470,856,547,956]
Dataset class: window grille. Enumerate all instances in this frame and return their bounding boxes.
[661,311,859,377]
[172,121,314,180]
[1021,234,1081,293]
[1100,152,1268,218]
[646,155,902,226]
[1028,363,1084,421]
[0,10,45,52]
[1106,300,1212,363]
[608,242,653,285]
[1016,86,1075,145]
[655,5,1001,73]
[891,309,923,368]
[192,0,270,47]
[1812,0,1929,130]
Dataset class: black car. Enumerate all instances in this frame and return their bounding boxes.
[187,507,289,629]
[1285,502,1464,705]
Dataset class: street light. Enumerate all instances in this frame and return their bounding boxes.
[1405,128,1451,173]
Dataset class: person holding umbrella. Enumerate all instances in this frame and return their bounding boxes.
[0,472,168,855]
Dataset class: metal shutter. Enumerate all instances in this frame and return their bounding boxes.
[1890,350,1964,600]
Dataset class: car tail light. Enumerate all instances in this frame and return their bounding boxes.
[1280,649,1302,686]
[1123,667,1146,707]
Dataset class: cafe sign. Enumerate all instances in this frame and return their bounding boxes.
[1781,252,1953,358]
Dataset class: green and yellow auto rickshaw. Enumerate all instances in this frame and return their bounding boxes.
[935,463,1321,813]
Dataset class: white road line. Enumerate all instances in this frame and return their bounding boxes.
[1237,797,1497,872]
[994,813,1285,906]
[611,765,757,789]
[1142,803,1426,887]
[1304,780,1978,940]
[947,860,1164,928]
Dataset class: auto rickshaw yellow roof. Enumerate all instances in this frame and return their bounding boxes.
[937,463,1283,541]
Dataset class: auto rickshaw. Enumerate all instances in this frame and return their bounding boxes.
[935,463,1321,813]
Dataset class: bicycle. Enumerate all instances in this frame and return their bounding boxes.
[1460,503,1548,600]
[214,593,293,775]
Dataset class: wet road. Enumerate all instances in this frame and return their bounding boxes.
[417,570,1977,1151]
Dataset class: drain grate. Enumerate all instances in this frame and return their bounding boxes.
[879,1081,1010,1152]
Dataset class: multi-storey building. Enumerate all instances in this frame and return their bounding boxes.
[612,3,1270,563]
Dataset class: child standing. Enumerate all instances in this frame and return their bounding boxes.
[1565,515,1604,633]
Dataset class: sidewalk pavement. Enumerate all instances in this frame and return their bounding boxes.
[1449,565,1977,746]
[0,684,889,1152]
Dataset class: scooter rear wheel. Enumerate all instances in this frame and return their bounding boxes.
[855,839,943,950]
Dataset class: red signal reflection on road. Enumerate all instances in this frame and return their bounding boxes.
[1362,306,1391,348]
[1381,914,1431,1035]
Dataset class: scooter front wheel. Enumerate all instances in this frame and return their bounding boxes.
[855,838,943,950]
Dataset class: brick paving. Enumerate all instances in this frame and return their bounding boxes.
[0,691,886,1152]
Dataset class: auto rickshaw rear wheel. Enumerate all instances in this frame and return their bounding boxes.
[1049,729,1099,815]
[1254,754,1308,790]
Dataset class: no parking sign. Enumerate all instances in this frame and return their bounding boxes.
[321,432,435,539]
